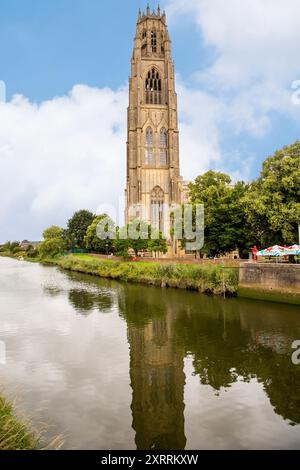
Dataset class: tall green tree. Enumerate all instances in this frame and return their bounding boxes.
[66,210,96,249]
[39,225,66,259]
[84,214,115,254]
[148,229,168,258]
[189,170,232,205]
[43,225,64,240]
[115,220,163,257]
[188,171,250,257]
[114,236,130,257]
[126,219,149,256]
[242,141,300,246]
[114,225,168,258]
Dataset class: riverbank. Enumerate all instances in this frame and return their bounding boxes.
[2,252,300,303]
[238,286,300,305]
[239,263,300,305]
[46,254,239,296]
[0,394,39,450]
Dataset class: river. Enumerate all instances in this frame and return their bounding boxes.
[0,256,300,449]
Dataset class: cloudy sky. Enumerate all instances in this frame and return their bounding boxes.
[1,0,300,242]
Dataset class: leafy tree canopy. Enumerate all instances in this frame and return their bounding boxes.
[39,225,66,259]
[148,229,168,257]
[84,214,115,254]
[126,219,150,255]
[43,225,64,241]
[242,141,300,246]
[39,238,65,259]
[66,210,96,249]
[114,221,168,257]
[188,171,250,257]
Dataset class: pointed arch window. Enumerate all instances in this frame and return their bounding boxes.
[145,127,154,165]
[151,31,157,53]
[145,68,162,105]
[146,127,153,146]
[151,186,164,231]
[141,30,147,56]
[159,128,168,166]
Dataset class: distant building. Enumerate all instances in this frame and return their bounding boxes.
[20,240,41,250]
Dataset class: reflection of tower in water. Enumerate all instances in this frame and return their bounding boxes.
[127,308,186,450]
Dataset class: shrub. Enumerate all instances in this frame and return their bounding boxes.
[39,238,65,259]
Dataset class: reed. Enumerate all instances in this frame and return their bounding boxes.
[0,394,39,450]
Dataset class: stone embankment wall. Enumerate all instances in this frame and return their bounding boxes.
[239,263,300,304]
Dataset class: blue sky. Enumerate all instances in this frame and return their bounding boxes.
[0,0,300,241]
[1,0,142,101]
[0,0,202,101]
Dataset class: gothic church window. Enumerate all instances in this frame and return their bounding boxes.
[160,128,167,147]
[141,30,147,56]
[151,186,164,231]
[151,31,157,53]
[160,128,168,165]
[146,127,153,146]
[145,68,162,105]
[145,127,154,165]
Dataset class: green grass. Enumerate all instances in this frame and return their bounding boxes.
[0,394,39,450]
[0,251,25,258]
[50,254,239,296]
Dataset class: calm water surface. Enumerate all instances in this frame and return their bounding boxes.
[0,257,300,449]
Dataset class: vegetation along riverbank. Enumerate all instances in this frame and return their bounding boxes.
[0,394,39,450]
[47,254,239,296]
[2,252,300,303]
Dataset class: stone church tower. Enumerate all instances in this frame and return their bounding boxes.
[125,5,187,237]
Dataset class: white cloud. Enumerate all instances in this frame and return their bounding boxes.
[177,80,223,179]
[0,85,127,241]
[167,0,300,86]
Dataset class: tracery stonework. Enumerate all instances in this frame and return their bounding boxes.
[125,5,188,241]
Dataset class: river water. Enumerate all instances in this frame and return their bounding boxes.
[0,257,300,450]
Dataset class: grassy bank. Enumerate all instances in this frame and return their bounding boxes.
[0,394,39,450]
[47,254,239,296]
[0,251,22,258]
